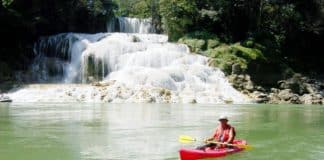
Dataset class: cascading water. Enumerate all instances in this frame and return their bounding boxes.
[8,17,250,104]
[107,17,155,33]
[31,33,109,83]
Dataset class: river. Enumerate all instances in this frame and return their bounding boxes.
[0,103,323,160]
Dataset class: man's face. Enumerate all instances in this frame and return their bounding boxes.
[219,119,228,127]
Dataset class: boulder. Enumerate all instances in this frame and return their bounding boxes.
[245,81,254,91]
[251,91,269,103]
[231,63,242,75]
[278,80,306,95]
[227,72,323,105]
[270,88,280,93]
[276,89,301,104]
[300,94,323,105]
[268,92,281,104]
[228,74,254,92]
[256,86,266,92]
[305,83,315,94]
[278,89,294,101]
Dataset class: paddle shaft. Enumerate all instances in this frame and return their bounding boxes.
[179,135,252,150]
[180,137,236,146]
[206,141,236,146]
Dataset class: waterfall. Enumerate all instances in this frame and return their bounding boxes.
[107,17,155,33]
[30,33,168,83]
[31,33,108,82]
[8,17,249,104]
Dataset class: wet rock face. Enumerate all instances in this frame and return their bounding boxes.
[250,91,269,103]
[228,73,323,104]
[300,94,323,105]
[231,63,243,75]
[269,74,323,104]
[228,74,268,103]
[228,74,255,92]
[273,89,301,104]
[278,74,317,95]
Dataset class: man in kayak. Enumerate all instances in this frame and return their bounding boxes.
[197,115,236,150]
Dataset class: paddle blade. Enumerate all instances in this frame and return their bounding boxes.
[179,135,196,144]
[235,144,253,150]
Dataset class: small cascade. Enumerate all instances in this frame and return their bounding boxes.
[107,17,155,33]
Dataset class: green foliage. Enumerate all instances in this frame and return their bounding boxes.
[1,0,13,8]
[205,43,266,75]
[182,31,219,40]
[113,0,162,32]
[158,0,324,72]
[242,38,254,48]
[206,45,247,75]
[178,31,221,51]
[178,38,205,53]
[232,43,265,60]
[159,0,197,41]
[114,0,152,18]
[207,39,220,49]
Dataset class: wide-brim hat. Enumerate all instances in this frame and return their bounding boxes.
[218,115,228,121]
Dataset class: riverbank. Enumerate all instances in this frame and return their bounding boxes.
[228,73,324,104]
[3,73,323,105]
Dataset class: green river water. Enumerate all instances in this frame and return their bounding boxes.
[0,103,323,160]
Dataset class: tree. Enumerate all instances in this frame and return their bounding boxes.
[0,0,117,82]
[159,0,197,41]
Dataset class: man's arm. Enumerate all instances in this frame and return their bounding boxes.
[204,129,218,143]
[205,137,215,142]
[226,127,235,144]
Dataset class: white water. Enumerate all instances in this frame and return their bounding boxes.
[8,17,249,104]
[107,17,154,33]
[31,33,108,82]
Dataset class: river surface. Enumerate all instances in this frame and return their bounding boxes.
[0,103,323,160]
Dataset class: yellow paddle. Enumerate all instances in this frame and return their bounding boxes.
[179,135,253,150]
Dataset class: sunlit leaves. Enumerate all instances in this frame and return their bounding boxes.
[2,0,14,8]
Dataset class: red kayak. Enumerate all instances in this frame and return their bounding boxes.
[179,140,247,160]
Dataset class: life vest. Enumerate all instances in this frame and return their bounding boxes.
[213,124,235,143]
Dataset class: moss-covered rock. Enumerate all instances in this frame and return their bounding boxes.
[206,45,247,75]
[177,33,267,76]
[204,43,266,75]
[178,31,222,52]
[242,38,255,48]
[231,43,266,60]
[207,39,220,49]
[178,38,206,52]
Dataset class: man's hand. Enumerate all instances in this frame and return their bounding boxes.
[222,142,229,147]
